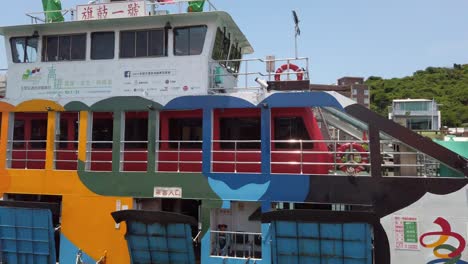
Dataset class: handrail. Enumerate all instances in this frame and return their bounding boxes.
[210,57,310,91]
[210,230,262,259]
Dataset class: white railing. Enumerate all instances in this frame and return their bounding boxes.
[211,230,262,259]
[85,141,113,171]
[156,140,203,173]
[380,140,441,177]
[54,140,79,170]
[120,140,148,172]
[271,139,371,176]
[25,0,217,24]
[211,140,261,174]
[210,57,310,92]
[7,140,47,169]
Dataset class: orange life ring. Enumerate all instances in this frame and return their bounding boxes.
[336,143,369,175]
[274,63,304,81]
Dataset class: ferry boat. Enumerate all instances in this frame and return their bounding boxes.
[0,1,466,263]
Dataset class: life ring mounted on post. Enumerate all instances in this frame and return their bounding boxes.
[335,142,369,175]
[274,63,304,81]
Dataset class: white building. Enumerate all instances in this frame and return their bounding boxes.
[389,99,441,130]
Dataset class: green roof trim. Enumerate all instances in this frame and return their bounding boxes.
[64,101,90,111]
[91,96,162,112]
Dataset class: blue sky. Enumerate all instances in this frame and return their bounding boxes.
[0,0,467,84]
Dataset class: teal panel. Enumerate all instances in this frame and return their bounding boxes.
[126,221,195,264]
[272,221,372,264]
[0,207,56,264]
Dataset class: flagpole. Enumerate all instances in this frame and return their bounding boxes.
[295,25,298,59]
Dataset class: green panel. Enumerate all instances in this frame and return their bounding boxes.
[434,139,467,177]
[77,161,219,199]
[112,111,122,172]
[147,111,157,173]
[91,96,162,112]
[64,101,90,111]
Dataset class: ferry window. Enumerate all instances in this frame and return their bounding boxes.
[13,120,25,148]
[30,119,47,149]
[220,118,260,149]
[91,32,115,60]
[168,118,202,149]
[58,112,79,149]
[274,117,312,149]
[212,28,225,61]
[42,34,86,61]
[92,113,113,148]
[10,37,38,63]
[120,29,166,58]
[125,112,148,149]
[228,45,242,73]
[174,26,207,56]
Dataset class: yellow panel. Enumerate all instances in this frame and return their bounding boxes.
[61,195,132,263]
[14,99,65,112]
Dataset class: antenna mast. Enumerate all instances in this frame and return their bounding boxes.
[292,10,300,58]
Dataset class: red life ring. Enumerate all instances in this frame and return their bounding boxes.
[274,63,304,81]
[336,143,369,175]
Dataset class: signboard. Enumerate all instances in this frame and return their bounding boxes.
[153,187,182,198]
[394,215,419,250]
[77,1,146,21]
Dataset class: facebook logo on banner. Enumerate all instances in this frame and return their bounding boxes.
[124,71,131,78]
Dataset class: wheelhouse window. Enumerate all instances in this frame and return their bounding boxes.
[91,32,115,60]
[11,36,38,63]
[120,29,166,58]
[58,112,79,149]
[174,26,207,56]
[92,112,113,148]
[220,118,260,149]
[274,117,312,149]
[212,28,241,72]
[42,34,86,61]
[168,118,202,149]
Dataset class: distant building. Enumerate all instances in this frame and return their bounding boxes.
[309,77,370,108]
[389,99,440,130]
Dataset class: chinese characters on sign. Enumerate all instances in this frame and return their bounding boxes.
[394,215,419,251]
[153,187,183,198]
[77,1,146,21]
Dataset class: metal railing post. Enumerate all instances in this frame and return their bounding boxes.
[300,140,303,174]
[234,141,237,173]
[177,141,181,172]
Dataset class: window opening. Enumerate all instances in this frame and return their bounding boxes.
[174,26,207,56]
[220,118,260,149]
[42,34,86,61]
[274,117,312,149]
[91,32,115,60]
[10,36,38,63]
[120,29,166,58]
[125,112,148,149]
[92,112,113,149]
[168,118,202,149]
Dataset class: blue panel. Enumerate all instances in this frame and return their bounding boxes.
[126,221,195,264]
[0,207,56,264]
[272,221,372,264]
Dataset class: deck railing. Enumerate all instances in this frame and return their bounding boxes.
[270,139,371,176]
[120,140,148,172]
[4,137,457,178]
[54,140,79,170]
[156,140,203,173]
[210,230,262,259]
[7,140,47,169]
[211,140,261,173]
[210,57,310,92]
[85,141,113,171]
